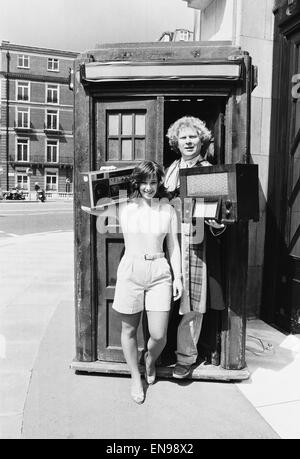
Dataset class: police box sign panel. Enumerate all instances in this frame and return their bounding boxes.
[82,61,242,83]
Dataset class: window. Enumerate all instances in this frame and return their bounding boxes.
[46,140,58,163]
[17,108,29,128]
[46,109,59,130]
[46,84,59,104]
[46,171,58,191]
[17,55,30,69]
[47,58,59,72]
[17,81,29,101]
[16,173,29,190]
[16,138,29,162]
[107,111,146,161]
[180,30,189,41]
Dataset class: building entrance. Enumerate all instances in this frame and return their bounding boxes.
[263,1,300,333]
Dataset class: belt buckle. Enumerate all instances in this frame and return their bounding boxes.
[144,254,154,260]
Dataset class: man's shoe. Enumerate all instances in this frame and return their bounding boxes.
[172,364,192,379]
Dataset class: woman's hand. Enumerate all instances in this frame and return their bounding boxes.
[173,277,183,301]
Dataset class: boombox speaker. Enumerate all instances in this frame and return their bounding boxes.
[81,166,134,212]
[179,163,259,224]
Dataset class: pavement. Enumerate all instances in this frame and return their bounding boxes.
[0,230,299,439]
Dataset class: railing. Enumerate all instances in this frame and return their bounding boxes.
[13,122,66,134]
[44,192,73,199]
[1,191,74,200]
[8,155,73,166]
[14,124,33,131]
[43,123,62,133]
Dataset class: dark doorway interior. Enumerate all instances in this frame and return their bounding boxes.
[160,96,227,365]
[163,96,227,167]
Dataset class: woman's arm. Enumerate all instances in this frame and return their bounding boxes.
[81,201,122,234]
[166,207,183,301]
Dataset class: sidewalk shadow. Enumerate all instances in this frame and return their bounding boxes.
[243,320,300,378]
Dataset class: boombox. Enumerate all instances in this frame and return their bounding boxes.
[81,166,134,212]
[179,163,259,224]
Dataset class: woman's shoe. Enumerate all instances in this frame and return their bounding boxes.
[131,387,145,405]
[144,352,156,385]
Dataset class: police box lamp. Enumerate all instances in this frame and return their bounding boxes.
[81,166,134,212]
[180,164,259,225]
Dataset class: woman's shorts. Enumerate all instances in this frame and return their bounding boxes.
[112,254,172,315]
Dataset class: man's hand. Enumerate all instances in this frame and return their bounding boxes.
[99,166,117,172]
[205,219,225,230]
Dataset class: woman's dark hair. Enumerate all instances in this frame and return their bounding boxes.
[129,160,168,199]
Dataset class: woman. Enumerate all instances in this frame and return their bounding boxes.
[93,160,182,404]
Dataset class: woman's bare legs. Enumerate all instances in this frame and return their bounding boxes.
[145,311,169,381]
[120,312,144,402]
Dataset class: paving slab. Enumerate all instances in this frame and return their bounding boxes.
[0,342,39,372]
[0,371,31,414]
[257,401,300,440]
[22,298,279,440]
[0,414,23,439]
[0,231,74,440]
[238,320,300,406]
[1,230,297,439]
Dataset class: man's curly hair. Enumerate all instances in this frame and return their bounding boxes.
[166,116,212,155]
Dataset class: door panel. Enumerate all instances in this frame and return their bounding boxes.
[95,98,161,361]
[283,37,300,333]
[96,99,159,169]
[289,91,300,257]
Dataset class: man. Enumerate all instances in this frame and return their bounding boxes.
[165,116,226,379]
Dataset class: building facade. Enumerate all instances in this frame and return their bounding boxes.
[0,41,78,197]
[158,28,194,42]
[183,0,274,319]
[183,0,300,333]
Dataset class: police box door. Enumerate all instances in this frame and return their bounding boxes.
[279,31,300,333]
[95,98,163,361]
[263,16,300,334]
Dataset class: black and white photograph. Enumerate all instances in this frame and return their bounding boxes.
[0,0,300,442]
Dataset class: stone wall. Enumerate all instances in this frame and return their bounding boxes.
[186,0,275,317]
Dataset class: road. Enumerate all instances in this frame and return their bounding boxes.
[0,200,74,238]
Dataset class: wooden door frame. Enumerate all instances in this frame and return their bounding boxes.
[95,97,163,361]
[73,56,98,362]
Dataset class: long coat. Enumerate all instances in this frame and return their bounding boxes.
[165,158,225,313]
